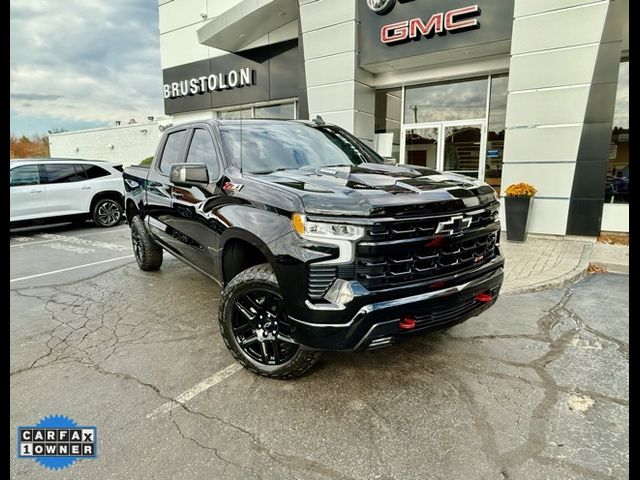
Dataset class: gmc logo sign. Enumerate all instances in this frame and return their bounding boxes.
[381,5,481,45]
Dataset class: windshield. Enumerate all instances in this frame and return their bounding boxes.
[219,122,384,174]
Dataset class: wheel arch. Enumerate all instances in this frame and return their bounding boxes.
[220,233,274,286]
[90,190,124,211]
[125,198,140,224]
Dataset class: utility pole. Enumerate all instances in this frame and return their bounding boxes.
[409,105,418,123]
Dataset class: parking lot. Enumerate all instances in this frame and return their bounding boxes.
[10,222,628,480]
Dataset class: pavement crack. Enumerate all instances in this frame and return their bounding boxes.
[498,286,578,471]
[175,403,357,480]
[168,410,259,477]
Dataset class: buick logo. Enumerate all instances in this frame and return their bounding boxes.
[435,215,472,236]
[367,0,397,15]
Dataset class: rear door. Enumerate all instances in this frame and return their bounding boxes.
[10,164,47,221]
[42,163,88,216]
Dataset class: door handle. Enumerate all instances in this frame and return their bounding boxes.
[81,186,92,190]
[29,189,43,193]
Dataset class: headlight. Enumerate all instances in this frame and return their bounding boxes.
[291,213,364,240]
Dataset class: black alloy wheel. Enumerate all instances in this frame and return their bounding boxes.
[232,288,297,366]
[218,264,321,379]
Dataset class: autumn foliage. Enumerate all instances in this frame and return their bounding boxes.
[504,182,537,197]
[10,133,50,159]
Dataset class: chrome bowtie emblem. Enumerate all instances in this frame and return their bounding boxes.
[435,215,472,236]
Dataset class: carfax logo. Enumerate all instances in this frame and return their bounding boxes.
[17,415,97,471]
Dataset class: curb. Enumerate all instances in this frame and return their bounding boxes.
[588,261,629,274]
[501,243,593,295]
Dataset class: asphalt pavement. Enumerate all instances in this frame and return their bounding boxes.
[10,221,629,479]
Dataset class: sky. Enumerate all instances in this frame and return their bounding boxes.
[10,0,164,137]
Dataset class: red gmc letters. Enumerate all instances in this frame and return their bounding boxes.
[380,5,480,44]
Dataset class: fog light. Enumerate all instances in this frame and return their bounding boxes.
[323,279,354,306]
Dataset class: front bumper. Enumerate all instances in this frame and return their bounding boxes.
[288,264,503,351]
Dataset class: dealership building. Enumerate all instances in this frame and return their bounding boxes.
[55,0,630,235]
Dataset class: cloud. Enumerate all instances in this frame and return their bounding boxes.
[11,93,64,100]
[10,0,163,128]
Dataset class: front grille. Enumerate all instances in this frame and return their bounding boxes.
[305,205,500,299]
[353,231,498,290]
[365,205,499,241]
[307,264,337,299]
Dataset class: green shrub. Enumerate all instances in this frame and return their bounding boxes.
[140,156,153,166]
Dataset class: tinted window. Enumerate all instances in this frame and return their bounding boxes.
[159,130,187,173]
[10,165,40,186]
[186,129,220,179]
[74,164,88,180]
[82,164,110,179]
[44,164,84,183]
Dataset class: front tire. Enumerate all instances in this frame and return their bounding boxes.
[218,264,321,379]
[130,216,163,271]
[93,198,123,227]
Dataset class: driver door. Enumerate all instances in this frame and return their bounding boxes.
[165,125,225,277]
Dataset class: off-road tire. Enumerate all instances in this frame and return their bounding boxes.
[130,215,163,271]
[218,264,321,379]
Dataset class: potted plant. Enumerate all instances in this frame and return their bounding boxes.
[504,182,537,242]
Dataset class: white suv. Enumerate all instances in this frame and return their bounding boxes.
[10,158,125,228]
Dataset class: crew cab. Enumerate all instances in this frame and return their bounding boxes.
[10,158,125,228]
[123,119,504,379]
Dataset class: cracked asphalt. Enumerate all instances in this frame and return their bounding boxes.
[10,223,629,479]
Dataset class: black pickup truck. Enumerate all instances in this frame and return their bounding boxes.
[123,119,504,379]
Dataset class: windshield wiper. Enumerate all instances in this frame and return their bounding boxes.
[249,167,291,175]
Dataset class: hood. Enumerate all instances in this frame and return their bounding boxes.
[248,163,498,217]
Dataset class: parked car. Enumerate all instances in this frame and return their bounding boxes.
[123,119,504,379]
[10,158,125,228]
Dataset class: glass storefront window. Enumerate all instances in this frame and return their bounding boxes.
[254,102,295,119]
[405,127,438,168]
[217,101,296,120]
[605,60,629,204]
[444,125,482,177]
[404,78,488,124]
[374,88,402,162]
[485,75,508,195]
[217,108,251,120]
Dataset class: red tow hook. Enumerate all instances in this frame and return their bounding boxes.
[399,315,416,330]
[475,292,493,303]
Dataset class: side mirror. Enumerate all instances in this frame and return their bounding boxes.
[169,163,209,187]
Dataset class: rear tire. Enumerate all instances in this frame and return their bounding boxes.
[218,264,321,379]
[130,216,163,271]
[93,198,123,227]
